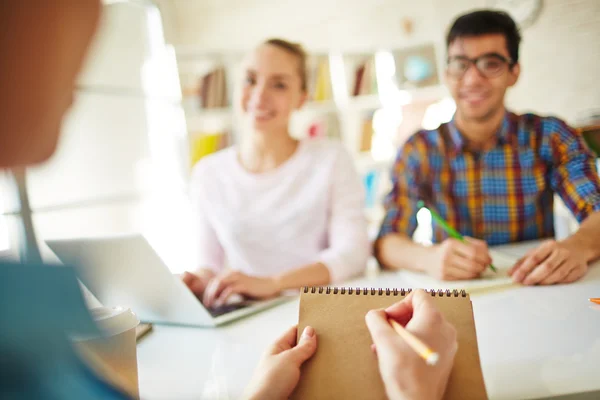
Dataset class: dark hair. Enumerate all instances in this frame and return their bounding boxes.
[263,38,308,91]
[446,10,521,63]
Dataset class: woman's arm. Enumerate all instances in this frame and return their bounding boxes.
[183,163,226,298]
[189,162,226,273]
[315,146,370,283]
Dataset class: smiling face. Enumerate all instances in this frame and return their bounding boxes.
[446,34,520,123]
[240,43,307,135]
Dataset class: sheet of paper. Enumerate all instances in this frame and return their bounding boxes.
[400,250,522,296]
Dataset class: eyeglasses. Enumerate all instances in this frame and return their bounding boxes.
[446,53,514,79]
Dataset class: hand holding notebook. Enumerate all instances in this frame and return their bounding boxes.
[245,325,318,400]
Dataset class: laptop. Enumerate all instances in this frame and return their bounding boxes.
[46,234,291,327]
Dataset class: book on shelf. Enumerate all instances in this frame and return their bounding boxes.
[179,63,229,112]
[189,131,230,166]
[308,57,332,102]
[200,66,228,109]
[308,123,323,139]
[359,113,374,152]
[352,57,377,97]
[352,63,365,97]
[363,169,379,209]
[306,113,341,140]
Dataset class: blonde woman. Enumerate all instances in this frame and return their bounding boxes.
[182,39,370,307]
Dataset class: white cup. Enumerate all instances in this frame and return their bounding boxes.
[74,307,140,398]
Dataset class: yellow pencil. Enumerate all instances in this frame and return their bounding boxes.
[389,319,439,366]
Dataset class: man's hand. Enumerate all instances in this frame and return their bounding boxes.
[508,239,587,285]
[427,237,492,280]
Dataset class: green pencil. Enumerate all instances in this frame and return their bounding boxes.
[417,200,497,272]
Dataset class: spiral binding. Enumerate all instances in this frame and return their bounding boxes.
[302,286,467,297]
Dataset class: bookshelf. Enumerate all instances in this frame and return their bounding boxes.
[176,45,452,235]
[177,54,242,166]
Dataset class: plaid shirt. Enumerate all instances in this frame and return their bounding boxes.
[379,111,600,245]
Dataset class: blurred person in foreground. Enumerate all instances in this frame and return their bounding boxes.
[0,2,456,399]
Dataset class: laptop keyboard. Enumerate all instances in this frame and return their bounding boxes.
[208,302,250,318]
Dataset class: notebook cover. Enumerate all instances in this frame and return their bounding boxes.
[292,288,487,400]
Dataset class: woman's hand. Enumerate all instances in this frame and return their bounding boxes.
[202,271,280,308]
[181,269,216,299]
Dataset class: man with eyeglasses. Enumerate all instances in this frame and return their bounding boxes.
[375,10,600,285]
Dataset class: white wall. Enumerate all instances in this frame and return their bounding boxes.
[17,2,196,272]
[162,0,439,53]
[159,0,600,124]
[28,3,187,209]
[505,0,600,124]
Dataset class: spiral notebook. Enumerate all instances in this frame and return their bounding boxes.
[292,287,487,400]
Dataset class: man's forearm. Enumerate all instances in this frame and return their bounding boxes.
[562,211,600,263]
[374,234,433,272]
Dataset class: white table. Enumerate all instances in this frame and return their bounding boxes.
[137,241,600,400]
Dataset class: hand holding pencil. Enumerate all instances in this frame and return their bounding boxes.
[417,201,496,280]
[365,289,458,400]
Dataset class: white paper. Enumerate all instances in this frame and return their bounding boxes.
[400,250,522,296]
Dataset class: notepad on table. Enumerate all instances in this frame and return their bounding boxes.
[292,287,488,400]
[401,250,520,296]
